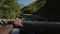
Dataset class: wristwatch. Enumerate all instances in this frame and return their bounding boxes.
[7,21,16,28]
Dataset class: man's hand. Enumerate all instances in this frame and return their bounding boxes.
[14,18,23,27]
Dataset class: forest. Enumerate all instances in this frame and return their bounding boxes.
[0,0,46,19]
[0,0,22,19]
[0,0,60,21]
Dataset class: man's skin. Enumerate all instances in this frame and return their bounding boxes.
[0,25,13,34]
[0,18,22,34]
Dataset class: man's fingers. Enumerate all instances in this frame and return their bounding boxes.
[14,18,23,27]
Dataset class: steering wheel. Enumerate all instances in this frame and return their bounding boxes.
[0,15,48,34]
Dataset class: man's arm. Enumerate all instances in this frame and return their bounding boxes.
[0,25,13,34]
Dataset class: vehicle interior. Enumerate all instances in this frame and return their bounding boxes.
[0,0,60,34]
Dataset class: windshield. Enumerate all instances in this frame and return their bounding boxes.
[0,0,59,22]
[0,0,60,34]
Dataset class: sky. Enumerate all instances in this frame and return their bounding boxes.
[17,0,36,6]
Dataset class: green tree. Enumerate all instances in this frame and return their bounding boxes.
[22,0,46,14]
[0,0,22,19]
